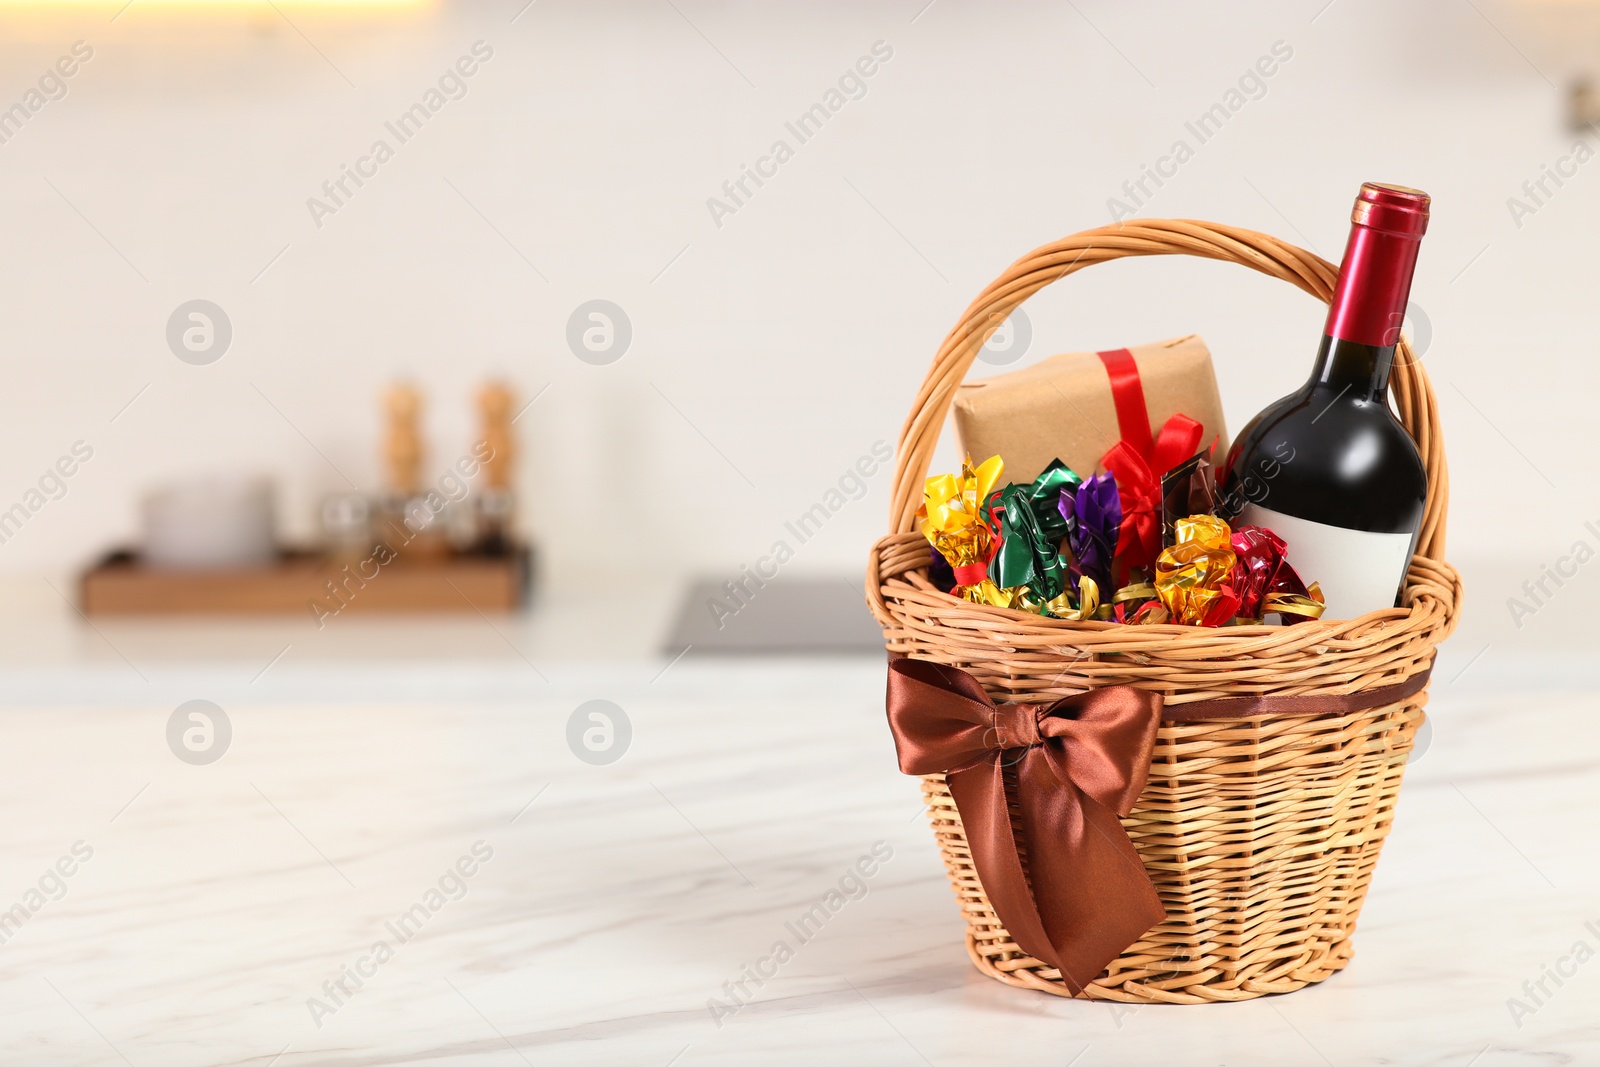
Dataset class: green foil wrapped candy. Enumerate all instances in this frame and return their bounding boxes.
[984,459,1083,603]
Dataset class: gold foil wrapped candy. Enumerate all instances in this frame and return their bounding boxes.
[919,455,1009,606]
[1154,515,1240,626]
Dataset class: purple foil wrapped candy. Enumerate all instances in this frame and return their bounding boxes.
[1068,472,1121,597]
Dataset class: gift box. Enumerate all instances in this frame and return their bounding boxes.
[952,334,1229,486]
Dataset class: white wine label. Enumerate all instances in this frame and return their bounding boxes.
[1236,503,1415,621]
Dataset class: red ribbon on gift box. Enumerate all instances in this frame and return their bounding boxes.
[1095,348,1205,573]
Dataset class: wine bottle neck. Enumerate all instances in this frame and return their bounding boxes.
[1312,186,1427,405]
[1323,220,1422,350]
[1307,334,1394,402]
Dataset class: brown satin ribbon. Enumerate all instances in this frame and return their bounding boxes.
[885,657,1433,994]
[1166,667,1431,721]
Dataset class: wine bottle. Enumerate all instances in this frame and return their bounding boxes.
[1218,182,1429,620]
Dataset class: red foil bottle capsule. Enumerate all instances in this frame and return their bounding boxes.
[1323,182,1430,348]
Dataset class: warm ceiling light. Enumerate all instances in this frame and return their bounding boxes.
[0,0,432,5]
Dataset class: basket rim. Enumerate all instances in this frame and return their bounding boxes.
[872,531,1460,647]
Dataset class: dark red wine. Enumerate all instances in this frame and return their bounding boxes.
[1218,182,1429,619]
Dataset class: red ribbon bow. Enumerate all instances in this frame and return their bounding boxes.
[1096,348,1205,573]
[885,658,1165,994]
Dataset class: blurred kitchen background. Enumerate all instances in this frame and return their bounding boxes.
[0,0,1593,679]
[6,6,1600,1065]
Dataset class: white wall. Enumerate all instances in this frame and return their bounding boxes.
[0,1,1592,646]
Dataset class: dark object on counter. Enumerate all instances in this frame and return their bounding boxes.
[665,576,882,655]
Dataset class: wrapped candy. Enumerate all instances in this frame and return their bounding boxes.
[1229,525,1326,623]
[1111,580,1159,624]
[1045,574,1100,621]
[1160,450,1218,549]
[919,455,1009,606]
[984,459,1082,603]
[1067,473,1121,598]
[922,456,1105,619]
[1154,515,1240,626]
[922,459,1327,630]
[1124,598,1170,625]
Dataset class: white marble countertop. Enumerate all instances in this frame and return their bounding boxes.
[1,645,1597,1066]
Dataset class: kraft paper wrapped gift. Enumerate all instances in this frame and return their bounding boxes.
[952,334,1229,485]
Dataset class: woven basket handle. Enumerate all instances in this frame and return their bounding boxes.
[889,219,1448,562]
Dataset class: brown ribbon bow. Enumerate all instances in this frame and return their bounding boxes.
[886,657,1436,994]
[886,657,1165,994]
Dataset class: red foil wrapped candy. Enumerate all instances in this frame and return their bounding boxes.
[1228,524,1325,623]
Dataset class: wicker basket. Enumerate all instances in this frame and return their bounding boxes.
[867,219,1461,1004]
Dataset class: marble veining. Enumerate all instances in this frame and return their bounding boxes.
[0,656,1596,1065]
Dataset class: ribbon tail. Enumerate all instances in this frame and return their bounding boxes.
[1014,755,1165,994]
[945,761,1059,976]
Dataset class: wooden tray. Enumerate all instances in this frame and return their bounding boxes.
[80,547,531,616]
